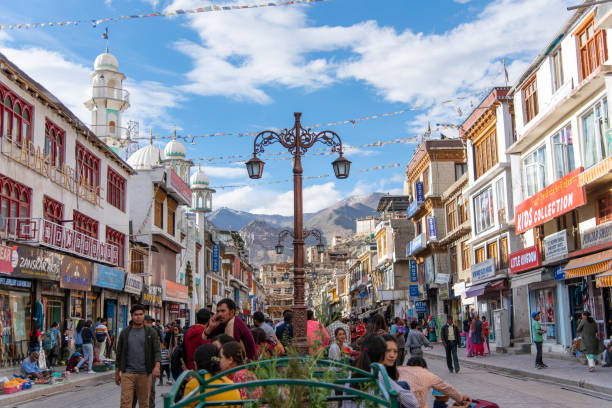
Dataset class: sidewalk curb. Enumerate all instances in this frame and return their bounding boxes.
[1,372,114,406]
[423,351,612,397]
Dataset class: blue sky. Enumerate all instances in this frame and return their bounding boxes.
[0,0,572,215]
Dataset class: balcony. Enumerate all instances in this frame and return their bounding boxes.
[91,86,130,106]
[0,218,119,266]
[89,124,131,144]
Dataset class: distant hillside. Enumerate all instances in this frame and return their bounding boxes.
[211,192,385,266]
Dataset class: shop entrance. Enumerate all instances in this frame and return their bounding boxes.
[104,299,116,337]
[44,297,64,330]
[568,282,587,339]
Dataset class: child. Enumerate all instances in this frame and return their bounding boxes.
[160,342,171,386]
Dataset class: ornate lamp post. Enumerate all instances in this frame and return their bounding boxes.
[246,112,350,353]
[274,228,325,255]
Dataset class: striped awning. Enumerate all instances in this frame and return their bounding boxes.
[596,272,612,288]
[564,249,612,279]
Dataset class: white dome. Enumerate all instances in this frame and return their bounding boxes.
[94,52,119,71]
[127,144,163,170]
[164,139,186,160]
[190,169,210,189]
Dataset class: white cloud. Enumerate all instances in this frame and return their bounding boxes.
[202,165,246,179]
[215,181,341,215]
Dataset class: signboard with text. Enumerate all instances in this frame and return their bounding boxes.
[415,300,427,313]
[427,216,437,241]
[544,230,568,260]
[0,245,15,275]
[12,245,61,280]
[409,260,418,282]
[59,255,92,291]
[409,284,420,297]
[509,245,541,274]
[581,221,612,250]
[471,258,495,282]
[212,245,219,272]
[515,168,585,234]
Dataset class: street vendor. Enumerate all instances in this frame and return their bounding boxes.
[22,350,50,379]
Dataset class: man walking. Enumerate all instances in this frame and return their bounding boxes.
[203,298,256,360]
[116,304,161,408]
[441,317,461,373]
[185,309,211,370]
[404,320,431,363]
[531,311,547,369]
[94,318,111,360]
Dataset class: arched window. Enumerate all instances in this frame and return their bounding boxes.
[76,143,100,188]
[0,84,32,144]
[3,95,12,139]
[108,120,116,136]
[43,196,63,224]
[22,109,30,145]
[0,175,31,219]
[13,102,21,144]
[45,119,65,167]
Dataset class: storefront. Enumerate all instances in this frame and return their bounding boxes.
[163,280,189,324]
[141,285,163,321]
[93,264,125,338]
[59,255,93,322]
[595,272,612,337]
[0,275,33,366]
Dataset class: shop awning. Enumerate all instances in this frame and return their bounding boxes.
[564,249,612,279]
[596,271,612,288]
[464,283,487,298]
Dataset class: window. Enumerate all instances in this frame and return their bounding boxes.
[500,237,509,269]
[154,189,165,229]
[446,200,457,232]
[522,76,538,124]
[130,250,144,275]
[0,175,31,224]
[43,196,63,224]
[487,241,498,268]
[458,196,468,224]
[0,83,32,145]
[576,16,607,80]
[167,197,177,236]
[552,125,575,179]
[473,187,494,234]
[550,48,564,93]
[449,245,457,276]
[473,131,498,179]
[461,242,470,271]
[582,98,610,169]
[107,167,126,211]
[597,192,612,225]
[495,178,506,224]
[523,145,547,198]
[475,247,486,264]
[422,167,429,195]
[455,163,467,181]
[76,143,100,188]
[73,210,98,239]
[106,227,126,268]
[44,119,65,167]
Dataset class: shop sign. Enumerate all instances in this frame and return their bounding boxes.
[0,276,31,288]
[169,304,180,313]
[169,169,192,204]
[544,230,568,260]
[554,265,566,280]
[427,216,437,241]
[439,285,450,299]
[471,258,495,282]
[0,244,15,275]
[59,255,92,291]
[94,265,125,291]
[164,280,189,303]
[212,245,219,272]
[425,256,434,283]
[408,233,424,255]
[415,300,427,313]
[407,182,425,218]
[409,284,420,297]
[409,260,418,282]
[509,246,541,274]
[435,273,451,284]
[124,273,143,295]
[142,285,163,307]
[453,281,466,297]
[515,168,585,235]
[12,245,61,280]
[580,220,612,249]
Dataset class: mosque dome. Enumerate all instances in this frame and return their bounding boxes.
[164,139,186,160]
[190,168,210,190]
[94,52,119,71]
[127,144,163,170]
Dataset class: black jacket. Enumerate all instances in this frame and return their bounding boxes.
[116,325,161,374]
[441,324,461,345]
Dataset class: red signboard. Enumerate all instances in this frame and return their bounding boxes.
[170,169,192,204]
[509,245,541,274]
[515,168,586,234]
[0,245,14,274]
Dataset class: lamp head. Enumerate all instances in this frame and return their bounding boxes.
[275,244,284,255]
[246,156,265,179]
[332,155,351,179]
[316,243,325,254]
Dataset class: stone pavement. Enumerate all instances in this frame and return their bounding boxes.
[0,370,114,406]
[423,343,612,396]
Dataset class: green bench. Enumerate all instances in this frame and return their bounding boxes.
[162,356,400,408]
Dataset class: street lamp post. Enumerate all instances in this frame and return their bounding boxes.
[246,112,350,353]
[274,228,325,256]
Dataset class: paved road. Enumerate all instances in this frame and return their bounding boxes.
[10,358,612,407]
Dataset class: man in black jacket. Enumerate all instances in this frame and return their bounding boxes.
[442,316,461,373]
[115,304,161,408]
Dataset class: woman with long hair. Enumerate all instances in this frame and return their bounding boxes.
[220,341,262,399]
[381,334,399,381]
[329,327,357,362]
[398,357,471,408]
[345,334,418,408]
[578,311,605,372]
[74,320,84,354]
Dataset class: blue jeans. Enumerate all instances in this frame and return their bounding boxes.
[76,343,93,371]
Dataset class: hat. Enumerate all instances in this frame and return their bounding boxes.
[144,315,154,321]
[531,311,541,319]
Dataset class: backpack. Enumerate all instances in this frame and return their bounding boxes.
[42,329,57,351]
[170,341,186,381]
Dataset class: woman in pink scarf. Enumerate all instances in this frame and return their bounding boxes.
[306,310,329,353]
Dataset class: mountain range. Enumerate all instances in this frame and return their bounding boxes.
[207,192,384,266]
